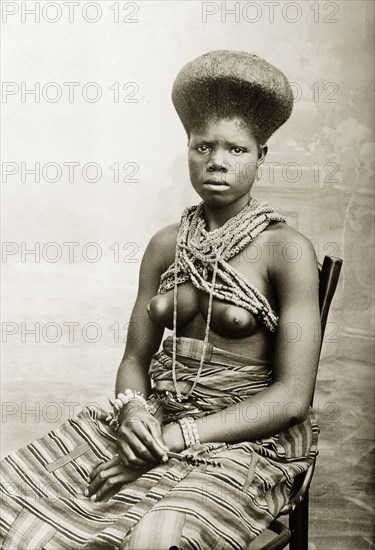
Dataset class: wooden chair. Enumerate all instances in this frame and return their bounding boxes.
[249,255,343,550]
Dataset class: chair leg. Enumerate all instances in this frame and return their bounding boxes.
[289,491,309,550]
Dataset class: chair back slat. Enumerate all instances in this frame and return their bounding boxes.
[319,256,343,340]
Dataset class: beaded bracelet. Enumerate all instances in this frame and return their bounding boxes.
[106,389,153,431]
[168,451,221,468]
[178,416,201,448]
[187,416,201,444]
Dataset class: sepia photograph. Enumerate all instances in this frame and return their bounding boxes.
[1,1,374,549]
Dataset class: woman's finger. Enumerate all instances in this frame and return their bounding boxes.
[118,407,167,462]
[88,454,121,482]
[148,420,170,457]
[117,429,159,466]
[128,420,169,462]
[116,438,151,468]
[86,463,125,498]
[93,470,145,502]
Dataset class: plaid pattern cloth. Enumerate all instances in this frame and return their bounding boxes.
[0,337,318,549]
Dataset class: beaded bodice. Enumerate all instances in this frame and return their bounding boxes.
[157,198,286,332]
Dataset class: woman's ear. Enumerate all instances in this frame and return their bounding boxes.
[258,144,268,164]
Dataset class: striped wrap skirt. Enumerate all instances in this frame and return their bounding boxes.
[0,337,318,549]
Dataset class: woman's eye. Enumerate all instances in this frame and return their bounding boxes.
[196,145,210,153]
[231,147,246,154]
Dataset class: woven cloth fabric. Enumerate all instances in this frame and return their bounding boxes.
[149,336,319,460]
[0,338,318,549]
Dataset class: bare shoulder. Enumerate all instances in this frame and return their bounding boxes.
[148,222,179,254]
[144,222,179,272]
[261,222,318,285]
[262,221,316,254]
[149,222,179,248]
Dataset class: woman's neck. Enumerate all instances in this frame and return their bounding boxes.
[203,195,252,231]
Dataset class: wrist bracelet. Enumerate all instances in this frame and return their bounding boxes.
[178,418,193,448]
[106,389,153,431]
[187,416,201,445]
[178,416,201,448]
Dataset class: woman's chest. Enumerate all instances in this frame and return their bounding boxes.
[148,257,276,339]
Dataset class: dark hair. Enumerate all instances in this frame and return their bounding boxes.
[172,51,294,145]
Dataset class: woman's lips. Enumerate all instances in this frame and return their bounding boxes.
[203,179,229,188]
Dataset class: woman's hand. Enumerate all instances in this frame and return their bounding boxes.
[85,455,148,502]
[85,420,185,502]
[116,401,169,468]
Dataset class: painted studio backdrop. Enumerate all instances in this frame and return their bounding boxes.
[1,1,374,548]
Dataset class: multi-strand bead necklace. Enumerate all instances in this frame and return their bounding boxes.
[158,197,285,402]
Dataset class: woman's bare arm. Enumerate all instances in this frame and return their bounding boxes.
[114,224,181,466]
[115,224,178,397]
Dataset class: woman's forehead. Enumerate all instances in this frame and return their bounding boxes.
[190,117,257,141]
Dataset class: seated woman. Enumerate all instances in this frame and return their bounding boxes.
[0,51,320,550]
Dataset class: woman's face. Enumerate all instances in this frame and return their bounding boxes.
[188,117,267,211]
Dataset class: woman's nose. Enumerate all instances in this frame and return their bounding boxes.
[207,158,227,171]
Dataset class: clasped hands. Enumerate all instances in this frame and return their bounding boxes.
[85,401,183,502]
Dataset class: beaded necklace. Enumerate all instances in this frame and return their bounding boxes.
[163,197,285,402]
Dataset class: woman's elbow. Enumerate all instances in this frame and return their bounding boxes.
[283,400,310,426]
